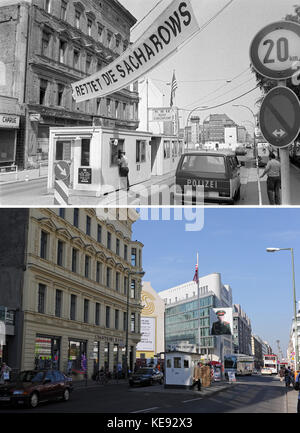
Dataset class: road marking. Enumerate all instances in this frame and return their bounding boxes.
[130,407,159,413]
[182,397,203,403]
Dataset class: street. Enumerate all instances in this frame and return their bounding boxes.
[0,375,297,414]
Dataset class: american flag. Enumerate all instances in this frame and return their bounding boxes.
[170,71,178,107]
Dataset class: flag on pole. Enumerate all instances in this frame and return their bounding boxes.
[193,254,199,283]
[170,71,178,107]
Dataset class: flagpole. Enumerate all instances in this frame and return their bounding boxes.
[197,253,200,356]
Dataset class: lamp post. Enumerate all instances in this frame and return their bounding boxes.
[233,104,261,205]
[125,270,145,379]
[266,247,299,371]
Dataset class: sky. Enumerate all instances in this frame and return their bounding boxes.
[132,207,300,358]
[119,0,299,131]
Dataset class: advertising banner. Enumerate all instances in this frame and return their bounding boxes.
[210,307,233,336]
[136,317,155,351]
[71,0,199,102]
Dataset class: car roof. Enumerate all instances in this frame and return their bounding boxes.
[182,150,236,156]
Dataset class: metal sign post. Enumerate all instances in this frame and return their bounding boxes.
[250,21,300,205]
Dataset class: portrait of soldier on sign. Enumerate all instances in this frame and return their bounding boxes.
[211,310,232,335]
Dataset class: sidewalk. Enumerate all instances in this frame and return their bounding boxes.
[0,164,48,183]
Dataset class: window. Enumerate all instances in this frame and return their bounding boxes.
[75,10,81,29]
[72,248,78,273]
[81,139,90,166]
[38,284,46,314]
[87,19,92,37]
[163,141,170,159]
[124,276,128,296]
[61,0,68,20]
[106,267,111,288]
[116,239,120,256]
[136,140,146,163]
[107,31,112,47]
[39,79,48,105]
[55,289,62,318]
[131,248,137,266]
[57,84,64,106]
[116,272,120,291]
[115,101,119,118]
[130,279,136,299]
[124,245,128,261]
[96,262,101,283]
[84,299,89,323]
[110,138,124,166]
[106,98,112,116]
[95,303,100,325]
[40,230,48,259]
[174,357,181,368]
[85,255,90,278]
[57,240,64,266]
[41,31,51,57]
[97,224,102,243]
[86,215,91,235]
[59,208,65,218]
[97,23,103,39]
[86,53,92,73]
[73,48,80,69]
[73,208,79,227]
[107,232,111,249]
[130,313,135,332]
[106,306,110,328]
[115,309,119,329]
[45,0,51,13]
[58,40,67,64]
[70,294,76,320]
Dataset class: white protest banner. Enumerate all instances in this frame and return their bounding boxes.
[71,0,199,103]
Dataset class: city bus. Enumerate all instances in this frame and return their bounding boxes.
[224,354,254,377]
[263,354,278,374]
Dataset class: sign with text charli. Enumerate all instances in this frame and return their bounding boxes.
[71,0,199,103]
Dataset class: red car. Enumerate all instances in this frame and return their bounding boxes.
[0,369,73,408]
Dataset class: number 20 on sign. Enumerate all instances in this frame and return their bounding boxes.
[250,21,300,80]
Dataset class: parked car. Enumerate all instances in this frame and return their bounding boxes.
[0,369,73,408]
[235,146,247,156]
[174,150,241,205]
[129,368,164,387]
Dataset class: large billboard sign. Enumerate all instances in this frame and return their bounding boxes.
[210,308,233,336]
[71,0,199,102]
[136,317,155,352]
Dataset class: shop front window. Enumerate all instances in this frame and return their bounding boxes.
[104,342,110,371]
[68,340,87,377]
[34,335,60,370]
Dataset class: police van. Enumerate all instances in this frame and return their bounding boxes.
[174,150,241,205]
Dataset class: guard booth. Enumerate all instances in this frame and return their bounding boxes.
[150,135,184,176]
[165,351,202,389]
[48,126,153,202]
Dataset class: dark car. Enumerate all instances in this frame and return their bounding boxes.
[0,369,73,408]
[129,368,164,387]
[235,146,247,156]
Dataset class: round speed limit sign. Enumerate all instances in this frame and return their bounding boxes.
[250,21,300,80]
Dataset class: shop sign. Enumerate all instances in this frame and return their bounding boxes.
[78,167,92,184]
[0,114,20,129]
[151,107,175,122]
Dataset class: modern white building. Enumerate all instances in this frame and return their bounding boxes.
[159,273,233,363]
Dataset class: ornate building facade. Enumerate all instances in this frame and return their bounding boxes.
[0,208,144,378]
[0,0,139,168]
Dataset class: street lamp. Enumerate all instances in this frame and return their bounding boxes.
[266,247,299,371]
[125,270,145,379]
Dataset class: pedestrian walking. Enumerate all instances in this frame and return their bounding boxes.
[284,366,292,387]
[191,362,202,391]
[117,151,129,191]
[279,367,285,382]
[259,152,281,205]
[0,362,11,383]
[294,371,300,413]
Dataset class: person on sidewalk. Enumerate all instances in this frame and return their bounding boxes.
[191,362,202,391]
[117,151,129,192]
[295,371,300,413]
[259,152,281,205]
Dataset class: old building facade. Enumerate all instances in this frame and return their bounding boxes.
[0,0,139,168]
[0,208,144,379]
